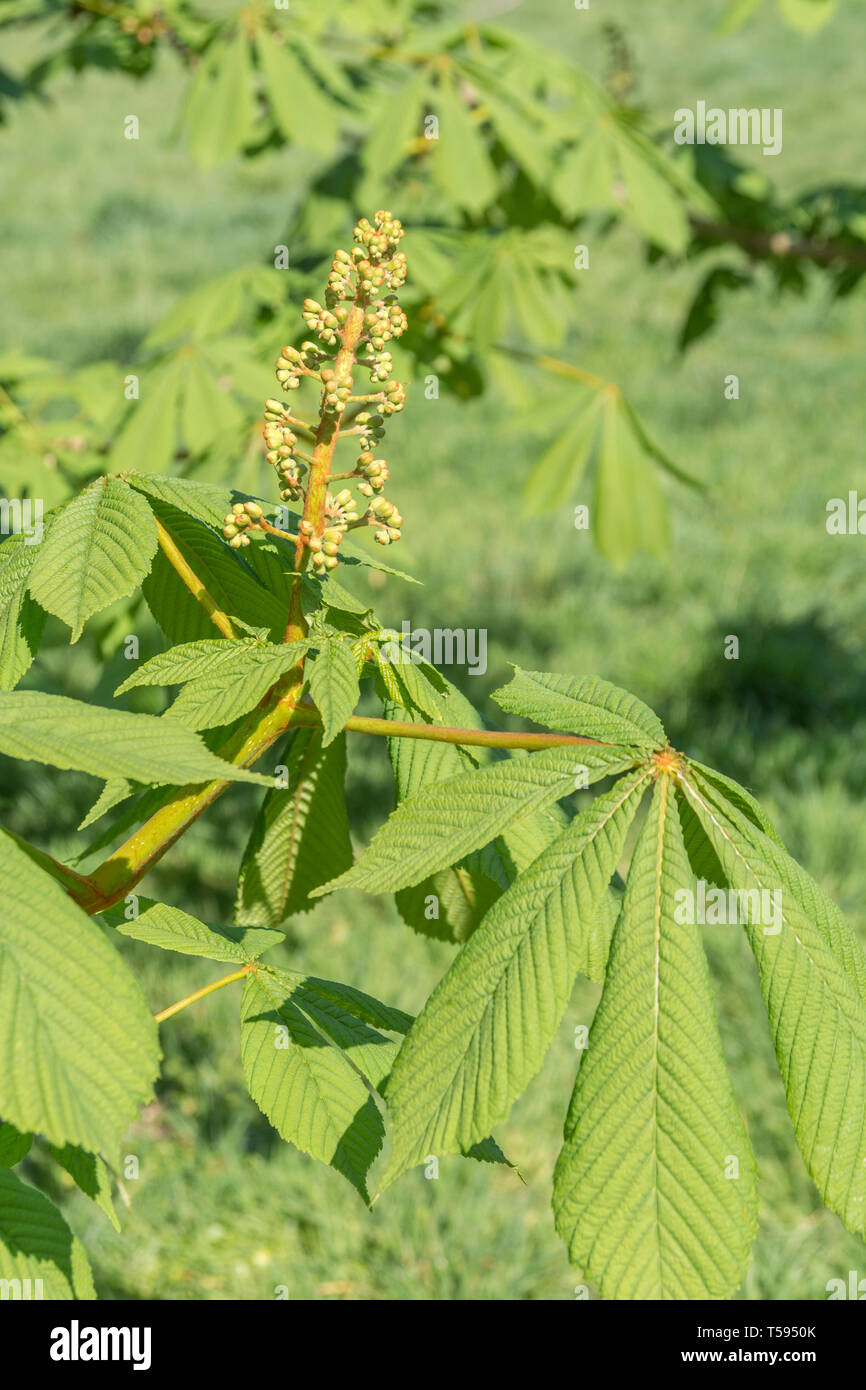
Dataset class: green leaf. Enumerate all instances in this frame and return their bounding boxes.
[362,71,429,178]
[315,744,637,898]
[109,364,182,475]
[685,768,866,1013]
[180,351,244,450]
[0,1121,31,1167]
[522,394,603,515]
[554,776,759,1298]
[0,1169,95,1299]
[717,0,764,32]
[383,689,505,942]
[163,643,307,732]
[493,667,666,748]
[241,967,391,1202]
[0,831,160,1157]
[256,31,339,154]
[0,690,275,786]
[110,900,285,963]
[432,78,498,215]
[184,31,257,168]
[138,500,288,644]
[49,1144,120,1232]
[678,771,866,1238]
[551,124,616,218]
[0,534,47,689]
[307,638,361,746]
[614,131,690,255]
[686,759,785,848]
[236,729,353,926]
[384,769,651,1184]
[28,476,158,642]
[593,392,670,569]
[778,0,836,34]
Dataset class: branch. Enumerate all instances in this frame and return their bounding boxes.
[688,215,866,269]
[288,703,619,750]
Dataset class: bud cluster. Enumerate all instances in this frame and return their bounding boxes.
[245,212,411,569]
[297,486,360,573]
[369,497,403,546]
[222,500,264,548]
[263,399,305,501]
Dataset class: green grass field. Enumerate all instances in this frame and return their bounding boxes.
[2,0,865,1299]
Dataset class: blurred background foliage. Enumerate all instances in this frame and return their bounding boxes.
[1,0,865,1299]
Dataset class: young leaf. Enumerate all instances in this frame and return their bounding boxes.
[0,691,275,786]
[307,638,361,746]
[110,900,285,964]
[493,667,666,749]
[553,775,759,1298]
[236,729,353,927]
[384,769,651,1185]
[49,1144,120,1232]
[0,831,160,1158]
[28,476,158,642]
[0,533,47,689]
[0,1169,96,1299]
[314,744,638,898]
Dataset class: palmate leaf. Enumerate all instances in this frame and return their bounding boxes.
[27,475,159,642]
[236,729,353,927]
[679,769,866,1234]
[314,744,638,899]
[241,967,408,1202]
[0,832,160,1158]
[383,769,651,1186]
[0,691,274,786]
[0,533,47,689]
[493,667,667,749]
[0,1169,96,1300]
[553,775,759,1299]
